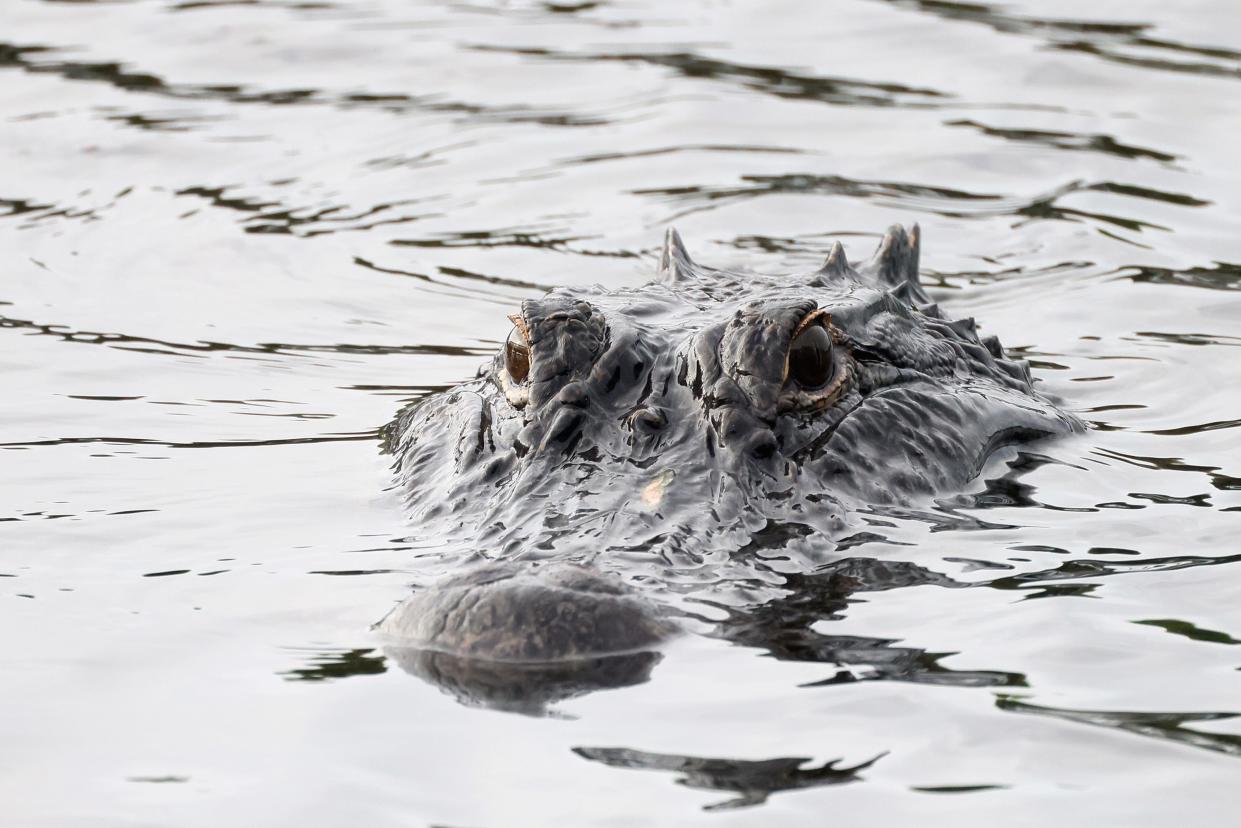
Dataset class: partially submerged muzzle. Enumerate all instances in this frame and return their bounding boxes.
[377,561,679,662]
[378,561,679,712]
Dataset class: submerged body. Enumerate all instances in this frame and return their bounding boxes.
[380,225,1082,709]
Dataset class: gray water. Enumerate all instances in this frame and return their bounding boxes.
[3,0,1241,824]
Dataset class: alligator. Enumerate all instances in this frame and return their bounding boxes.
[379,225,1083,711]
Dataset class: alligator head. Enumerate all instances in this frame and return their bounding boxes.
[379,225,1082,710]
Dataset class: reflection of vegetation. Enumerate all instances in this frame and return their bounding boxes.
[714,560,1027,688]
[1092,446,1241,494]
[1127,262,1241,292]
[1011,582,1099,600]
[281,648,387,682]
[631,171,1192,232]
[997,697,1241,758]
[1135,618,1241,646]
[912,783,1007,793]
[720,547,1241,696]
[945,119,1176,163]
[880,0,1241,80]
[481,45,947,108]
[985,552,1241,596]
[937,451,1093,514]
[573,746,884,810]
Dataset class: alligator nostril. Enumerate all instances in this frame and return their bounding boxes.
[627,407,666,434]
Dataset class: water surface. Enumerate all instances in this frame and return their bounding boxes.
[3,0,1241,825]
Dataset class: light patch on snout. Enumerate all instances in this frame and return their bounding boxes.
[640,469,675,510]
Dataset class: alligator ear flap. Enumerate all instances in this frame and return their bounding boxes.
[866,223,929,305]
[659,226,694,283]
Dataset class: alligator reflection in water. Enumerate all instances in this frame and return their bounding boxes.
[386,648,662,716]
[572,746,885,811]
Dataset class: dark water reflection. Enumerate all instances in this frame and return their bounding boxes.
[3,0,1241,824]
[572,745,885,810]
[996,698,1241,759]
[386,647,663,715]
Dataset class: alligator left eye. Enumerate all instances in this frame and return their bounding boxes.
[505,327,530,384]
[788,323,833,389]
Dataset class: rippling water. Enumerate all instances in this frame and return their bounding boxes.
[4,0,1241,824]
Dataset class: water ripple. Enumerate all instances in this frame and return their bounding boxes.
[0,312,490,359]
[475,44,953,108]
[880,0,1241,80]
[1,40,629,126]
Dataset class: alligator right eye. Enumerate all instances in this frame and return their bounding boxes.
[503,311,533,386]
[505,327,530,384]
[778,309,851,413]
[788,323,833,389]
[786,310,837,390]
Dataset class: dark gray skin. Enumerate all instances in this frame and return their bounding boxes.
[379,225,1083,709]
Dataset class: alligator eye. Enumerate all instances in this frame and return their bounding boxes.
[779,311,850,413]
[788,321,833,389]
[505,326,530,384]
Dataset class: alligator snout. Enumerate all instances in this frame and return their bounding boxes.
[378,562,679,662]
[378,562,679,711]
